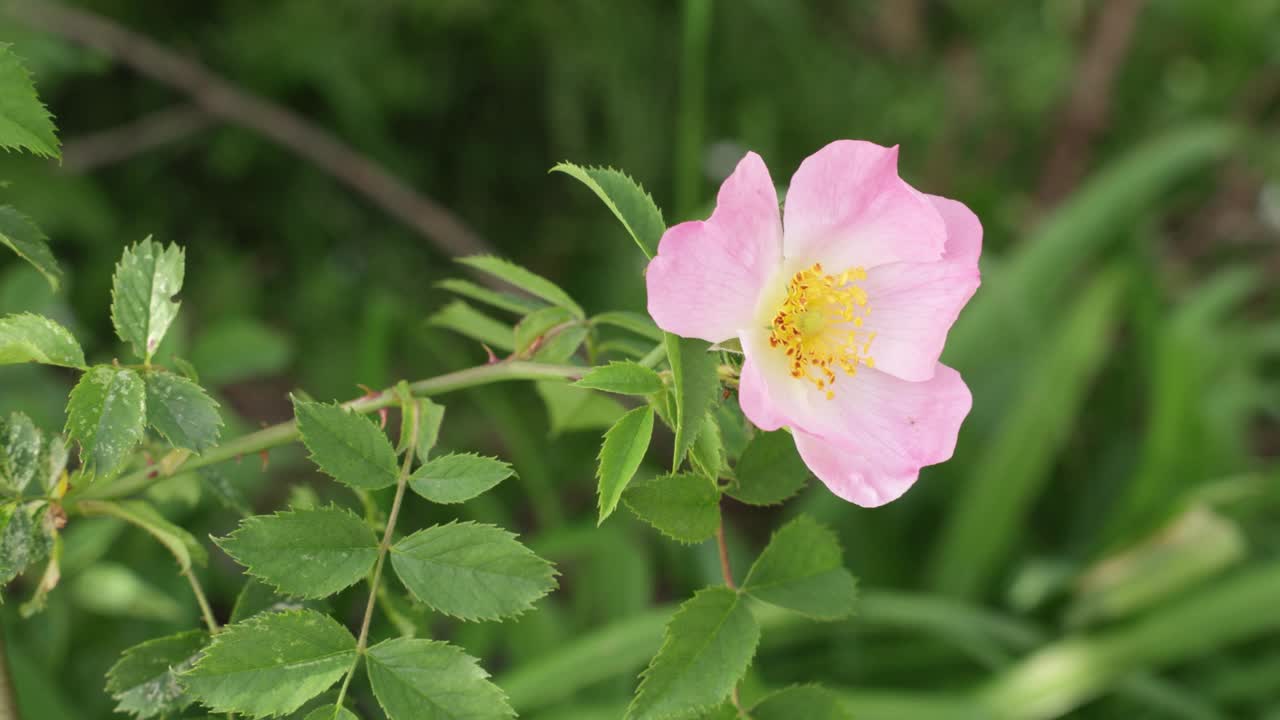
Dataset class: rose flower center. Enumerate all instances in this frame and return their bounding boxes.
[768,262,875,400]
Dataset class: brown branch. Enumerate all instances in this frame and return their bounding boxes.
[10,0,492,258]
[60,104,211,172]
[1035,0,1148,209]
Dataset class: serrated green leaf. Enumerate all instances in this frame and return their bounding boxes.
[183,609,356,718]
[0,206,62,291]
[624,473,720,544]
[750,686,851,720]
[727,430,809,506]
[436,277,545,315]
[110,238,185,362]
[458,255,583,319]
[216,507,378,599]
[742,515,857,620]
[304,705,359,720]
[143,370,222,453]
[78,499,207,571]
[294,398,399,490]
[666,334,720,466]
[65,366,146,479]
[105,630,208,719]
[689,413,724,481]
[552,163,665,258]
[0,313,83,368]
[0,503,50,585]
[390,521,557,621]
[367,638,514,720]
[1,412,42,495]
[427,300,516,352]
[597,406,654,525]
[592,311,664,341]
[576,362,664,396]
[627,587,760,720]
[535,381,627,435]
[408,453,514,504]
[0,44,59,158]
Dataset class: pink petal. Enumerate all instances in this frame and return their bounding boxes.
[646,152,782,343]
[858,195,981,381]
[738,353,788,432]
[782,140,946,270]
[791,365,973,506]
[928,194,983,264]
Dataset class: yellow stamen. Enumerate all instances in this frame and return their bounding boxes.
[768,263,874,399]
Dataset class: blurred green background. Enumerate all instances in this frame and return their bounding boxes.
[3,0,1280,718]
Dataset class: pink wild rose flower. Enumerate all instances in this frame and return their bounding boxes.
[646,140,981,506]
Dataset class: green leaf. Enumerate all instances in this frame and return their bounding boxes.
[294,397,399,490]
[514,306,577,355]
[624,473,720,544]
[389,521,557,621]
[592,311,664,342]
[665,334,720,466]
[0,44,59,158]
[535,381,627,435]
[627,587,760,720]
[143,370,223,453]
[427,300,516,352]
[183,609,356,718]
[110,238,185,362]
[750,686,852,720]
[105,630,208,719]
[78,499,207,571]
[727,430,809,506]
[216,507,379,599]
[408,453,515,504]
[458,255,583,319]
[533,323,588,363]
[575,362,664,396]
[551,163,665,258]
[0,313,85,368]
[0,206,62,291]
[367,638,515,720]
[689,413,724,481]
[742,515,857,620]
[303,705,359,720]
[436,277,545,315]
[400,395,445,462]
[0,503,51,585]
[597,406,654,525]
[65,366,146,479]
[1,412,42,495]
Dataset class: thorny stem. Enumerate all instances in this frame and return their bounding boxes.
[65,360,588,506]
[332,402,420,715]
[183,567,220,634]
